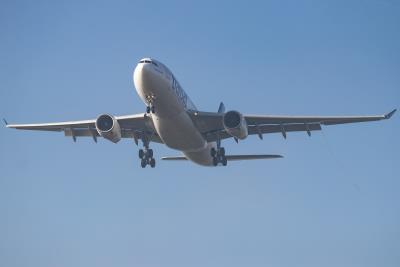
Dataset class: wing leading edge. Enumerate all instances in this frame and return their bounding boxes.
[244,109,397,126]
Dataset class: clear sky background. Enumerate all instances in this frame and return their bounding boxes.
[0,1,399,266]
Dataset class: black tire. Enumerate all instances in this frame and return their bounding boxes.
[146,106,151,113]
[222,157,227,166]
[210,148,216,157]
[147,149,153,158]
[141,159,147,168]
[213,157,218,166]
[220,147,225,157]
[151,106,155,113]
[150,158,156,168]
[139,149,144,159]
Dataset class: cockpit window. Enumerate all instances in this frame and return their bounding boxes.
[139,59,158,67]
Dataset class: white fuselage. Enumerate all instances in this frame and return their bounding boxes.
[133,58,216,166]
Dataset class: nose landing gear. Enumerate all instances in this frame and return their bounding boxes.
[146,105,155,114]
[145,95,156,114]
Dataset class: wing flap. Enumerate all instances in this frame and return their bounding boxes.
[64,128,99,137]
[204,123,322,142]
[249,123,321,135]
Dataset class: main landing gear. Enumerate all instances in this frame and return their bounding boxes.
[139,148,156,168]
[211,146,227,166]
[138,135,155,168]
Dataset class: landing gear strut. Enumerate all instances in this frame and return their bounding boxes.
[145,95,156,114]
[211,146,227,166]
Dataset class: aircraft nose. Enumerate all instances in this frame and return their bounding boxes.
[134,62,152,85]
[135,61,150,75]
[133,62,163,96]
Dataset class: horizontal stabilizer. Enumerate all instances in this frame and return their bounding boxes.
[224,154,283,161]
[161,154,283,161]
[161,156,188,161]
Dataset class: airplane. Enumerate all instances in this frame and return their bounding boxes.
[5,57,396,168]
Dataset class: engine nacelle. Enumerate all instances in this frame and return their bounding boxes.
[223,110,248,140]
[95,114,121,143]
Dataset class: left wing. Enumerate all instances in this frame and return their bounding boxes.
[189,109,396,142]
[5,113,163,143]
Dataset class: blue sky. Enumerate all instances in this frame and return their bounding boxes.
[0,0,399,266]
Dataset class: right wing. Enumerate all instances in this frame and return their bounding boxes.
[5,113,163,143]
[189,109,396,142]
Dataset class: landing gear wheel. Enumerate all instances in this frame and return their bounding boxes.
[141,159,147,168]
[222,157,227,166]
[138,145,156,168]
[151,106,155,113]
[213,157,218,166]
[150,158,156,168]
[210,148,216,157]
[139,149,144,159]
[146,106,151,113]
[219,147,225,157]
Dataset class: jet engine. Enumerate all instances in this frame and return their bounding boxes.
[222,110,248,140]
[95,114,121,143]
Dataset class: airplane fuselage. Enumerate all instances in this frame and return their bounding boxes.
[133,58,216,166]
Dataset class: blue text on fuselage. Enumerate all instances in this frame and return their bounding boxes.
[171,75,188,108]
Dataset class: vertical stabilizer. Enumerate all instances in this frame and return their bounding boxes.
[218,102,225,114]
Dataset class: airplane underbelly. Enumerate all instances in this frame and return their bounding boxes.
[183,143,216,166]
[152,111,206,152]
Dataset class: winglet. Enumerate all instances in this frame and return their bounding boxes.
[384,109,396,119]
[2,118,8,127]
